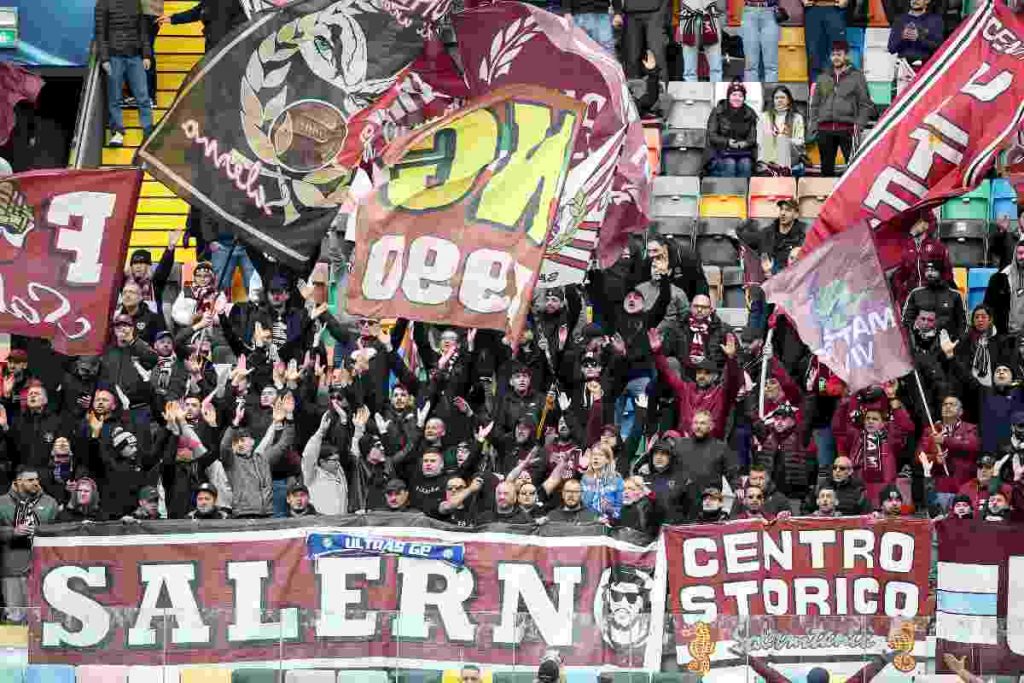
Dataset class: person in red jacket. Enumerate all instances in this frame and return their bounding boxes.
[890,214,954,310]
[649,328,741,439]
[916,395,981,511]
[957,454,1008,513]
[839,383,915,504]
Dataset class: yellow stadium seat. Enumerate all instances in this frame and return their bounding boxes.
[180,669,231,683]
[778,28,808,82]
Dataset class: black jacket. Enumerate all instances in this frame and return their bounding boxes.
[705,101,759,157]
[170,0,246,50]
[95,0,152,63]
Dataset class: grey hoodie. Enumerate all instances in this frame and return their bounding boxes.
[220,424,294,516]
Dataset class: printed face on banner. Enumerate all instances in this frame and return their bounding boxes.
[348,86,583,336]
[0,170,139,355]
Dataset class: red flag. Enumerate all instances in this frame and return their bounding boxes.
[804,0,1024,269]
[762,223,913,392]
[0,168,141,355]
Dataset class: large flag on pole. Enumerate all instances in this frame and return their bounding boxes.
[762,222,913,392]
[137,0,442,268]
[803,0,1024,270]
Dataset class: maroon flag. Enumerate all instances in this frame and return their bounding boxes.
[762,222,913,392]
[803,0,1024,269]
[0,168,141,355]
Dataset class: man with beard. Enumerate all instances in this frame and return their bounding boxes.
[670,411,740,494]
[957,454,1008,514]
[752,402,811,500]
[651,328,741,439]
[697,486,730,522]
[547,478,599,523]
[985,238,1024,336]
[0,468,59,620]
[805,455,871,515]
[187,482,229,520]
[533,286,582,367]
[10,381,62,473]
[640,439,698,524]
[498,414,539,476]
[903,259,967,341]
[383,478,412,512]
[479,481,534,524]
[597,566,653,654]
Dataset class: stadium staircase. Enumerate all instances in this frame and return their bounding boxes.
[97,1,203,266]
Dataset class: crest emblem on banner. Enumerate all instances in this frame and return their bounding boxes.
[0,179,35,248]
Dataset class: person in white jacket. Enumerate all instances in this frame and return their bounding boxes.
[302,409,349,516]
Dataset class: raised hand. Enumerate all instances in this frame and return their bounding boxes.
[647,327,663,354]
[721,334,737,359]
[416,401,432,428]
[272,398,288,424]
[476,420,495,443]
[353,405,371,428]
[610,333,626,356]
[558,324,569,350]
[558,392,571,412]
[374,412,390,434]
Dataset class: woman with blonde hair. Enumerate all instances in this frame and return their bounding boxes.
[580,443,624,520]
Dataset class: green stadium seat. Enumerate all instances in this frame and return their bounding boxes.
[941,179,991,221]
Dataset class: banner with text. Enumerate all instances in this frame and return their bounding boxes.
[803,0,1024,270]
[0,168,141,355]
[664,517,932,673]
[348,86,583,338]
[936,519,1024,675]
[29,522,665,669]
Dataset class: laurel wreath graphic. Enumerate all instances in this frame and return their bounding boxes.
[240,1,384,223]
[477,16,540,85]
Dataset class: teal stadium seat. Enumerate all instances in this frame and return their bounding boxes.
[941,179,991,221]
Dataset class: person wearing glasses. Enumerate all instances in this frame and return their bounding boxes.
[806,455,870,515]
[437,476,484,528]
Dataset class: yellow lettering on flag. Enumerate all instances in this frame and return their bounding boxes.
[383,109,499,212]
[475,102,578,246]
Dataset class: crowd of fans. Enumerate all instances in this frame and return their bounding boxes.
[0,195,1022,615]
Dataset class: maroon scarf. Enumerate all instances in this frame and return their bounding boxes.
[688,315,710,365]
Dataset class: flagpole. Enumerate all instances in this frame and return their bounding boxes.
[912,368,949,477]
[759,328,775,419]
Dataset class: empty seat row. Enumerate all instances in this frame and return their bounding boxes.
[652,176,836,220]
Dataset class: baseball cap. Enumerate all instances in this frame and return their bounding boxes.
[194,260,214,274]
[385,478,408,493]
[130,249,152,265]
[287,483,309,496]
[878,484,903,504]
[776,197,799,210]
[196,482,218,496]
[138,485,159,502]
[154,330,173,343]
[978,454,997,469]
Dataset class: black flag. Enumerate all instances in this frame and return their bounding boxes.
[137,0,431,267]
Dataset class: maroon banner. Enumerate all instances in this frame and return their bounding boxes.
[29,524,665,668]
[0,169,140,355]
[762,222,913,392]
[804,0,1024,270]
[348,86,583,338]
[936,519,1024,675]
[665,518,932,669]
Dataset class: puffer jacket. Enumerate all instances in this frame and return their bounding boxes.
[705,101,759,157]
[808,65,874,136]
[94,0,152,63]
[0,488,59,576]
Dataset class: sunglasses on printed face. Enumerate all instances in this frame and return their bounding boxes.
[610,589,642,604]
